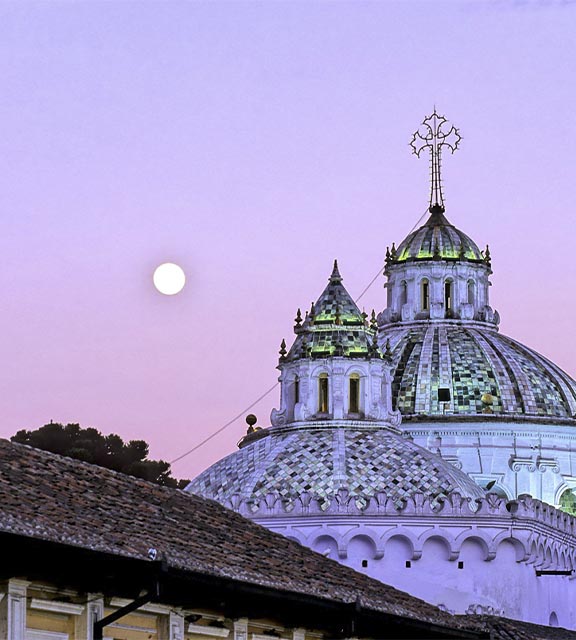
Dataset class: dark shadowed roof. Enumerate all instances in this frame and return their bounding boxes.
[463,616,576,640]
[1,439,574,639]
[0,438,472,634]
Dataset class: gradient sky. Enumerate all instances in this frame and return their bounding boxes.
[1,0,576,480]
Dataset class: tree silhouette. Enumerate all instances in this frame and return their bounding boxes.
[11,423,189,489]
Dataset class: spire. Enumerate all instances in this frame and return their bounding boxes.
[410,109,461,214]
[330,259,342,282]
[279,338,287,361]
[282,261,378,362]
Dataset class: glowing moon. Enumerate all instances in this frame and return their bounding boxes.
[153,263,186,295]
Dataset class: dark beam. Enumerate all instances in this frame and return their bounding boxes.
[93,581,160,640]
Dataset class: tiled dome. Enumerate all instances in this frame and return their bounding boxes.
[286,260,380,361]
[187,425,485,509]
[384,324,576,419]
[394,208,485,264]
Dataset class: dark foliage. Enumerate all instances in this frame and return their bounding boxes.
[11,423,189,489]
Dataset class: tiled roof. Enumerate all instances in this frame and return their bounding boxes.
[393,210,485,264]
[465,616,576,640]
[384,324,576,419]
[0,438,471,632]
[2,440,575,639]
[188,424,484,509]
[286,261,379,361]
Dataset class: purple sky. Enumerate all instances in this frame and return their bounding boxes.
[1,1,576,480]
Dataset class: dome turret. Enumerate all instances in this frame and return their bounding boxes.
[286,260,379,361]
[271,261,397,427]
[378,110,576,422]
[393,206,486,265]
[381,208,496,325]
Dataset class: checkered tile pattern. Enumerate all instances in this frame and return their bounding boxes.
[286,270,378,361]
[188,427,484,508]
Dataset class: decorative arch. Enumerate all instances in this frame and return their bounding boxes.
[493,534,528,563]
[536,543,547,568]
[346,535,380,565]
[341,527,384,559]
[556,483,576,515]
[311,533,341,559]
[525,539,539,565]
[551,547,560,569]
[418,530,457,561]
[454,531,495,561]
[310,364,330,378]
[285,534,304,545]
[382,531,419,561]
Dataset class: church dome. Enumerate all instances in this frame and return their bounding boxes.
[385,323,576,420]
[393,207,485,264]
[286,260,379,362]
[188,424,485,510]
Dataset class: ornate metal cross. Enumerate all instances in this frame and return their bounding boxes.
[410,109,461,213]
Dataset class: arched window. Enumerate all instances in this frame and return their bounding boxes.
[559,488,576,515]
[468,280,475,305]
[421,279,430,311]
[349,374,360,414]
[549,612,559,627]
[444,280,453,313]
[400,281,408,307]
[294,375,300,405]
[318,374,329,413]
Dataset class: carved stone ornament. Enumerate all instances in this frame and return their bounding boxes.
[509,456,536,473]
[536,457,560,474]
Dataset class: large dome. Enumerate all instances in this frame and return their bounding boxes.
[188,424,485,509]
[384,323,576,420]
[394,208,484,263]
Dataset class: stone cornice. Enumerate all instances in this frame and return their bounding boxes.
[229,490,576,534]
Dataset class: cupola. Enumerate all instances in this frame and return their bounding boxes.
[380,110,498,326]
[270,261,399,427]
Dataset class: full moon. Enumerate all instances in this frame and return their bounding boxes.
[153,263,186,295]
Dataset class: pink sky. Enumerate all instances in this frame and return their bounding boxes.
[1,1,576,480]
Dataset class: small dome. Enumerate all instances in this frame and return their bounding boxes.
[287,261,379,361]
[385,324,576,419]
[394,208,485,264]
[187,425,485,509]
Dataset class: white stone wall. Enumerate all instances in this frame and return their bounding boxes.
[271,357,400,427]
[404,420,576,506]
[239,493,576,630]
[382,261,496,325]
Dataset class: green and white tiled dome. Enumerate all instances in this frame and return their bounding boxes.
[384,324,576,419]
[188,425,485,509]
[286,260,379,362]
[393,208,485,264]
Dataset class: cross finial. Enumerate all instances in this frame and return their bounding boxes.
[410,109,461,214]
